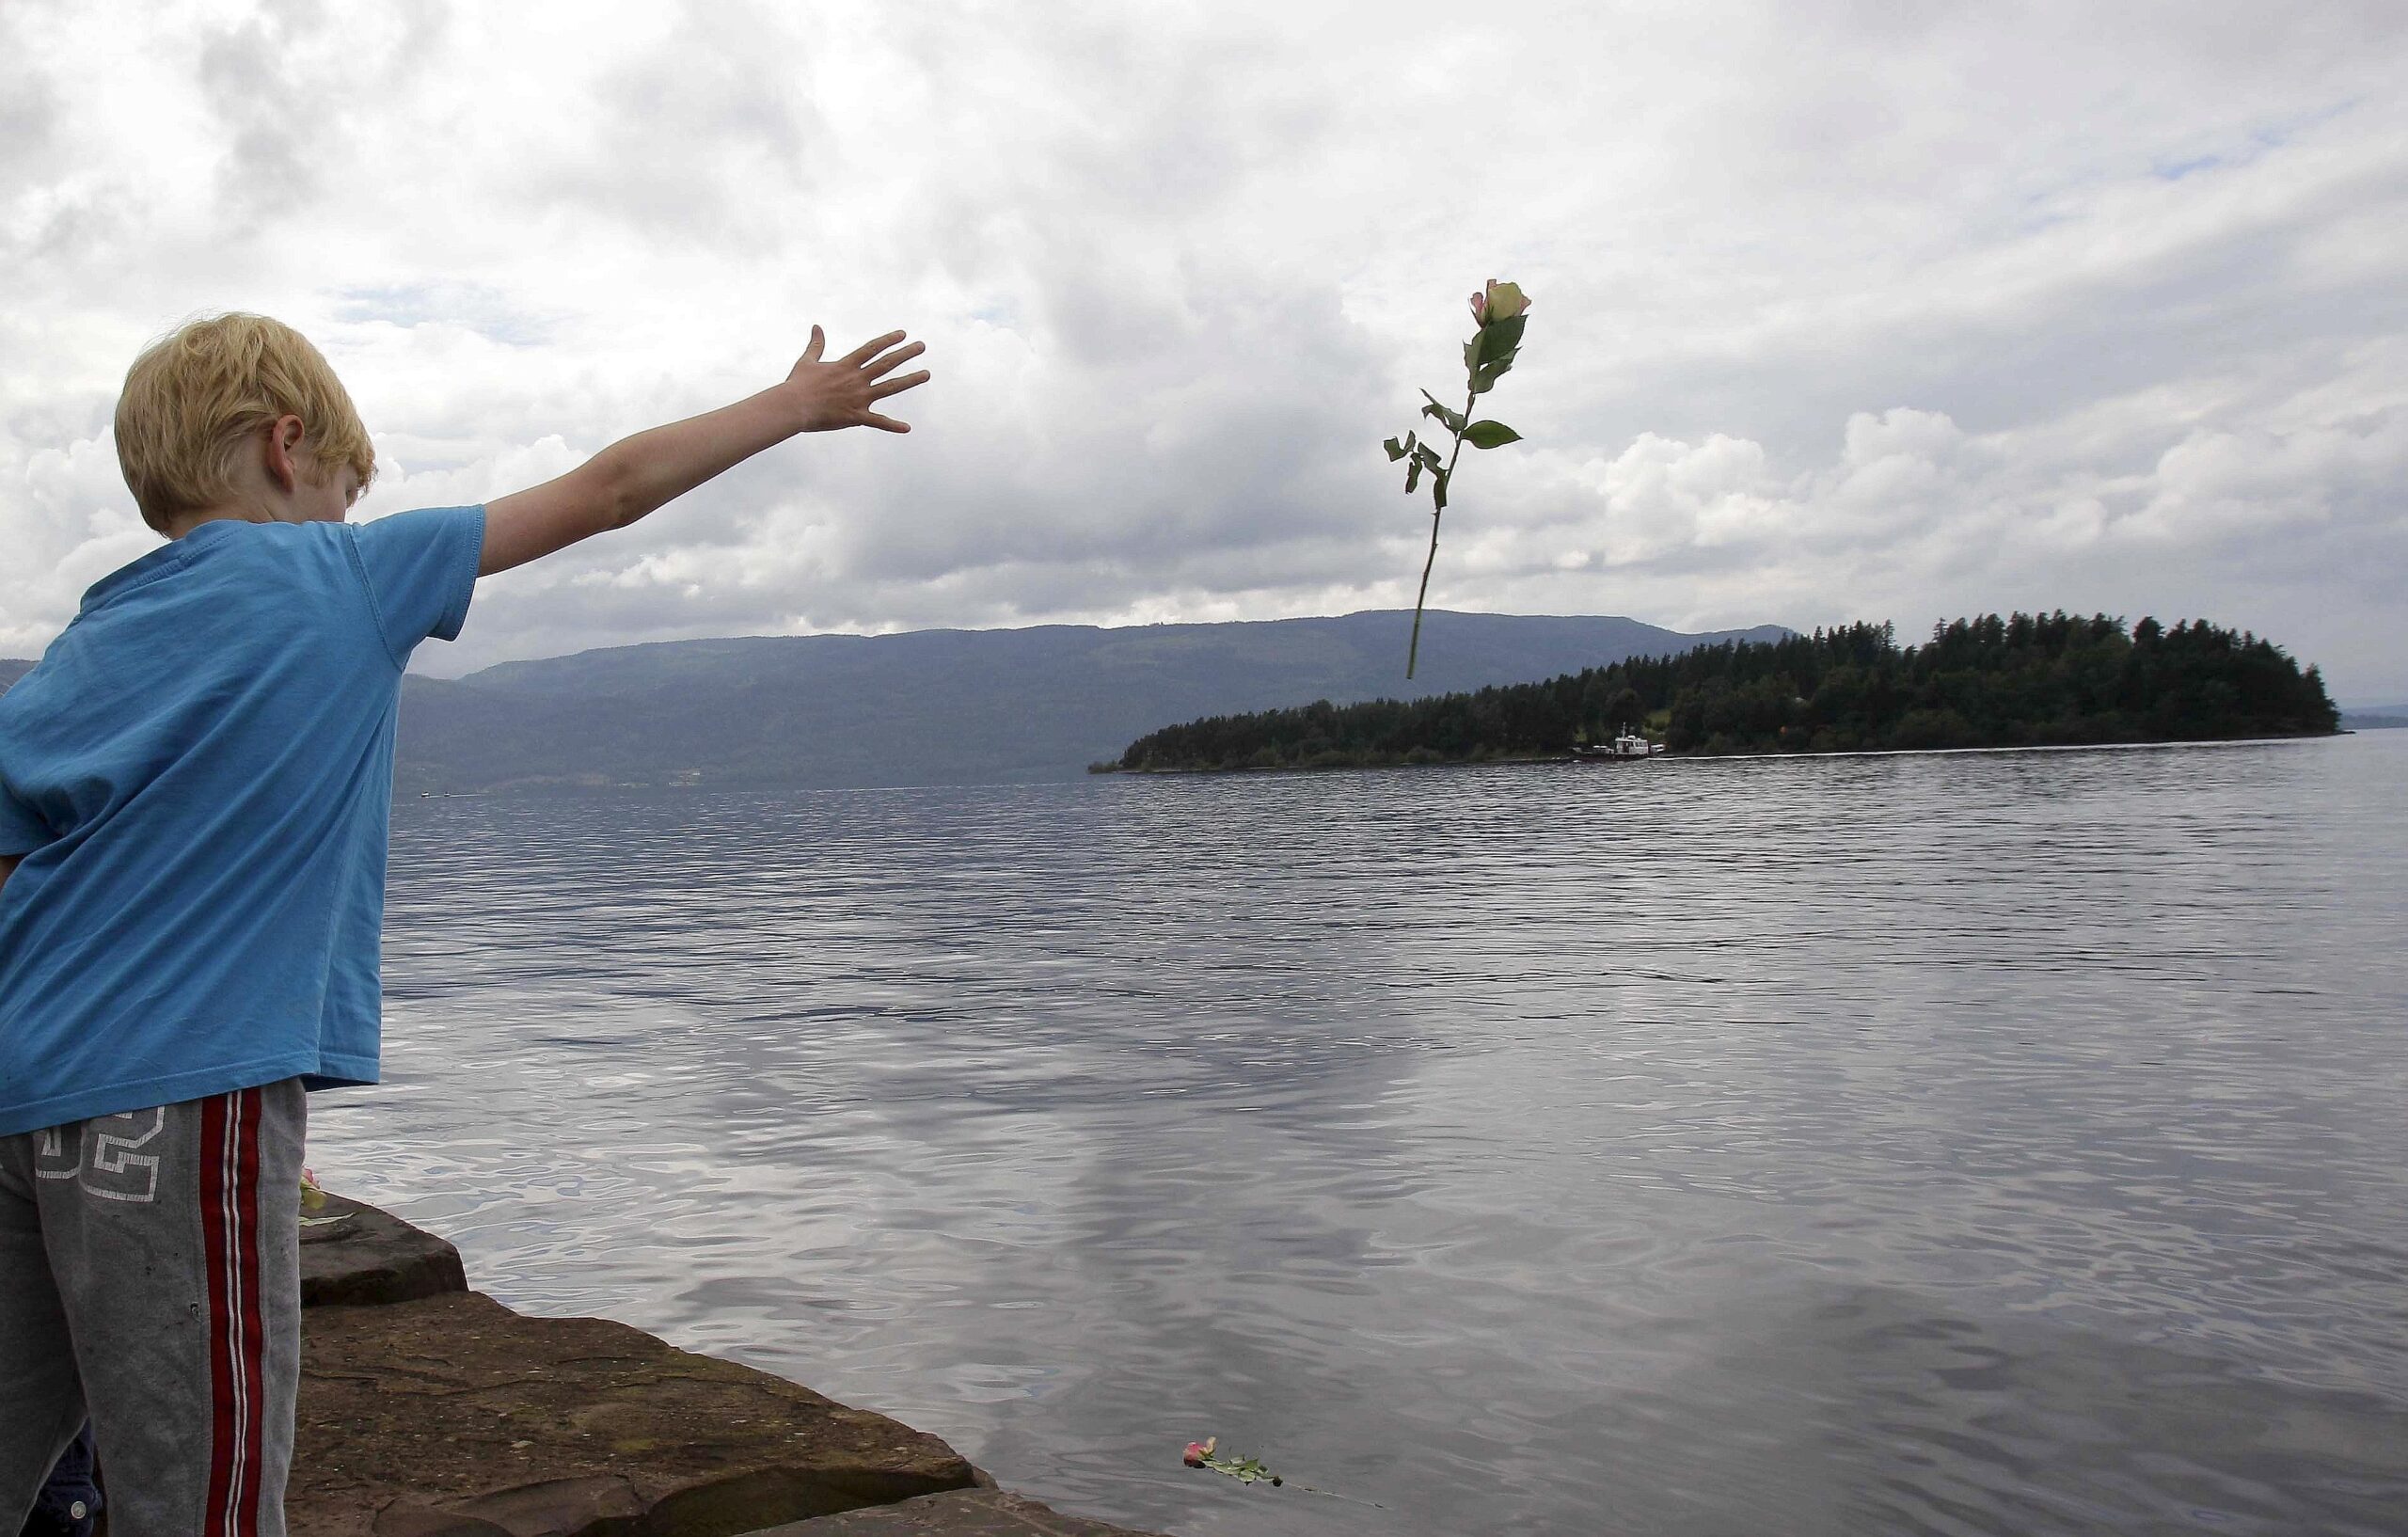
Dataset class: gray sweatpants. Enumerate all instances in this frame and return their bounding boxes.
[1,1080,305,1537]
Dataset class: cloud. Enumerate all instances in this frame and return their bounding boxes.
[2,1,2404,699]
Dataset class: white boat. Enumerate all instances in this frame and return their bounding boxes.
[1571,727,1661,761]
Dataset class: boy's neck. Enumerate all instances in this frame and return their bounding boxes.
[160,508,268,541]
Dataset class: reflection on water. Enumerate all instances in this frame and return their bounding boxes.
[315,734,2408,1536]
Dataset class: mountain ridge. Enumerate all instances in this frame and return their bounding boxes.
[397,610,1791,792]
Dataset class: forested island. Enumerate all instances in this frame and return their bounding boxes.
[1100,613,2341,773]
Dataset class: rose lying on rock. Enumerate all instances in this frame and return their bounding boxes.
[1180,1436,1283,1485]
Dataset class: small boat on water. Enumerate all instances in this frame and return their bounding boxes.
[1571,728,1662,762]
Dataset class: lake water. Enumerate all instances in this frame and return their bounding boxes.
[315,732,2408,1537]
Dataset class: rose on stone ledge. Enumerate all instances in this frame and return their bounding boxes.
[1180,1435,1283,1486]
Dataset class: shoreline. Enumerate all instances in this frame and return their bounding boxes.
[1096,728,2350,777]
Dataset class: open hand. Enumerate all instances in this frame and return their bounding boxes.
[787,327,929,434]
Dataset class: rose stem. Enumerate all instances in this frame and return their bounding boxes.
[1405,383,1480,679]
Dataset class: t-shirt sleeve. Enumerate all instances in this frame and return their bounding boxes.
[346,505,486,665]
[0,773,46,855]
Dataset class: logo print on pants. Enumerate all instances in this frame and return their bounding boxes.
[35,1109,168,1202]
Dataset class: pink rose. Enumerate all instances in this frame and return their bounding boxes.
[1475,279,1530,324]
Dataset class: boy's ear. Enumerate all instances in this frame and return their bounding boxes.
[262,415,307,494]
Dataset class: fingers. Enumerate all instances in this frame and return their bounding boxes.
[837,329,909,369]
[794,327,924,432]
[861,340,926,381]
[868,369,931,402]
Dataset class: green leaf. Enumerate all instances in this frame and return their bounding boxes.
[1404,459,1422,493]
[1383,436,1406,462]
[1470,356,1513,395]
[1414,442,1444,470]
[1474,313,1528,366]
[1468,317,1527,369]
[1419,390,1466,434]
[1431,467,1450,511]
[1465,420,1522,449]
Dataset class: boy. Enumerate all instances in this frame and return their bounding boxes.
[0,312,928,1536]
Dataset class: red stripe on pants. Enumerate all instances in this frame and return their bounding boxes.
[233,1086,266,1535]
[199,1087,265,1535]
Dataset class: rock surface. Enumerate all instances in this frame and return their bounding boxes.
[300,1194,468,1307]
[293,1291,980,1537]
[749,1488,1173,1536]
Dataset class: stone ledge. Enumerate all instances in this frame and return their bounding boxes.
[745,1488,1173,1536]
[294,1290,979,1537]
[300,1194,468,1307]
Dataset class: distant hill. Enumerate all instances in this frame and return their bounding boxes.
[2342,709,2408,730]
[393,610,1790,793]
[0,659,31,695]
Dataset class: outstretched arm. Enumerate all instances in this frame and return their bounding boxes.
[478,327,928,577]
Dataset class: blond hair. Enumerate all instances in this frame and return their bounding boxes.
[114,313,376,531]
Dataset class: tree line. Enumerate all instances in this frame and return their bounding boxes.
[1101,613,2340,772]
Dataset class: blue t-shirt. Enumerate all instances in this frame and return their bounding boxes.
[0,506,485,1136]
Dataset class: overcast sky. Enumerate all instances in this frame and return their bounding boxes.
[4,1,2402,698]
